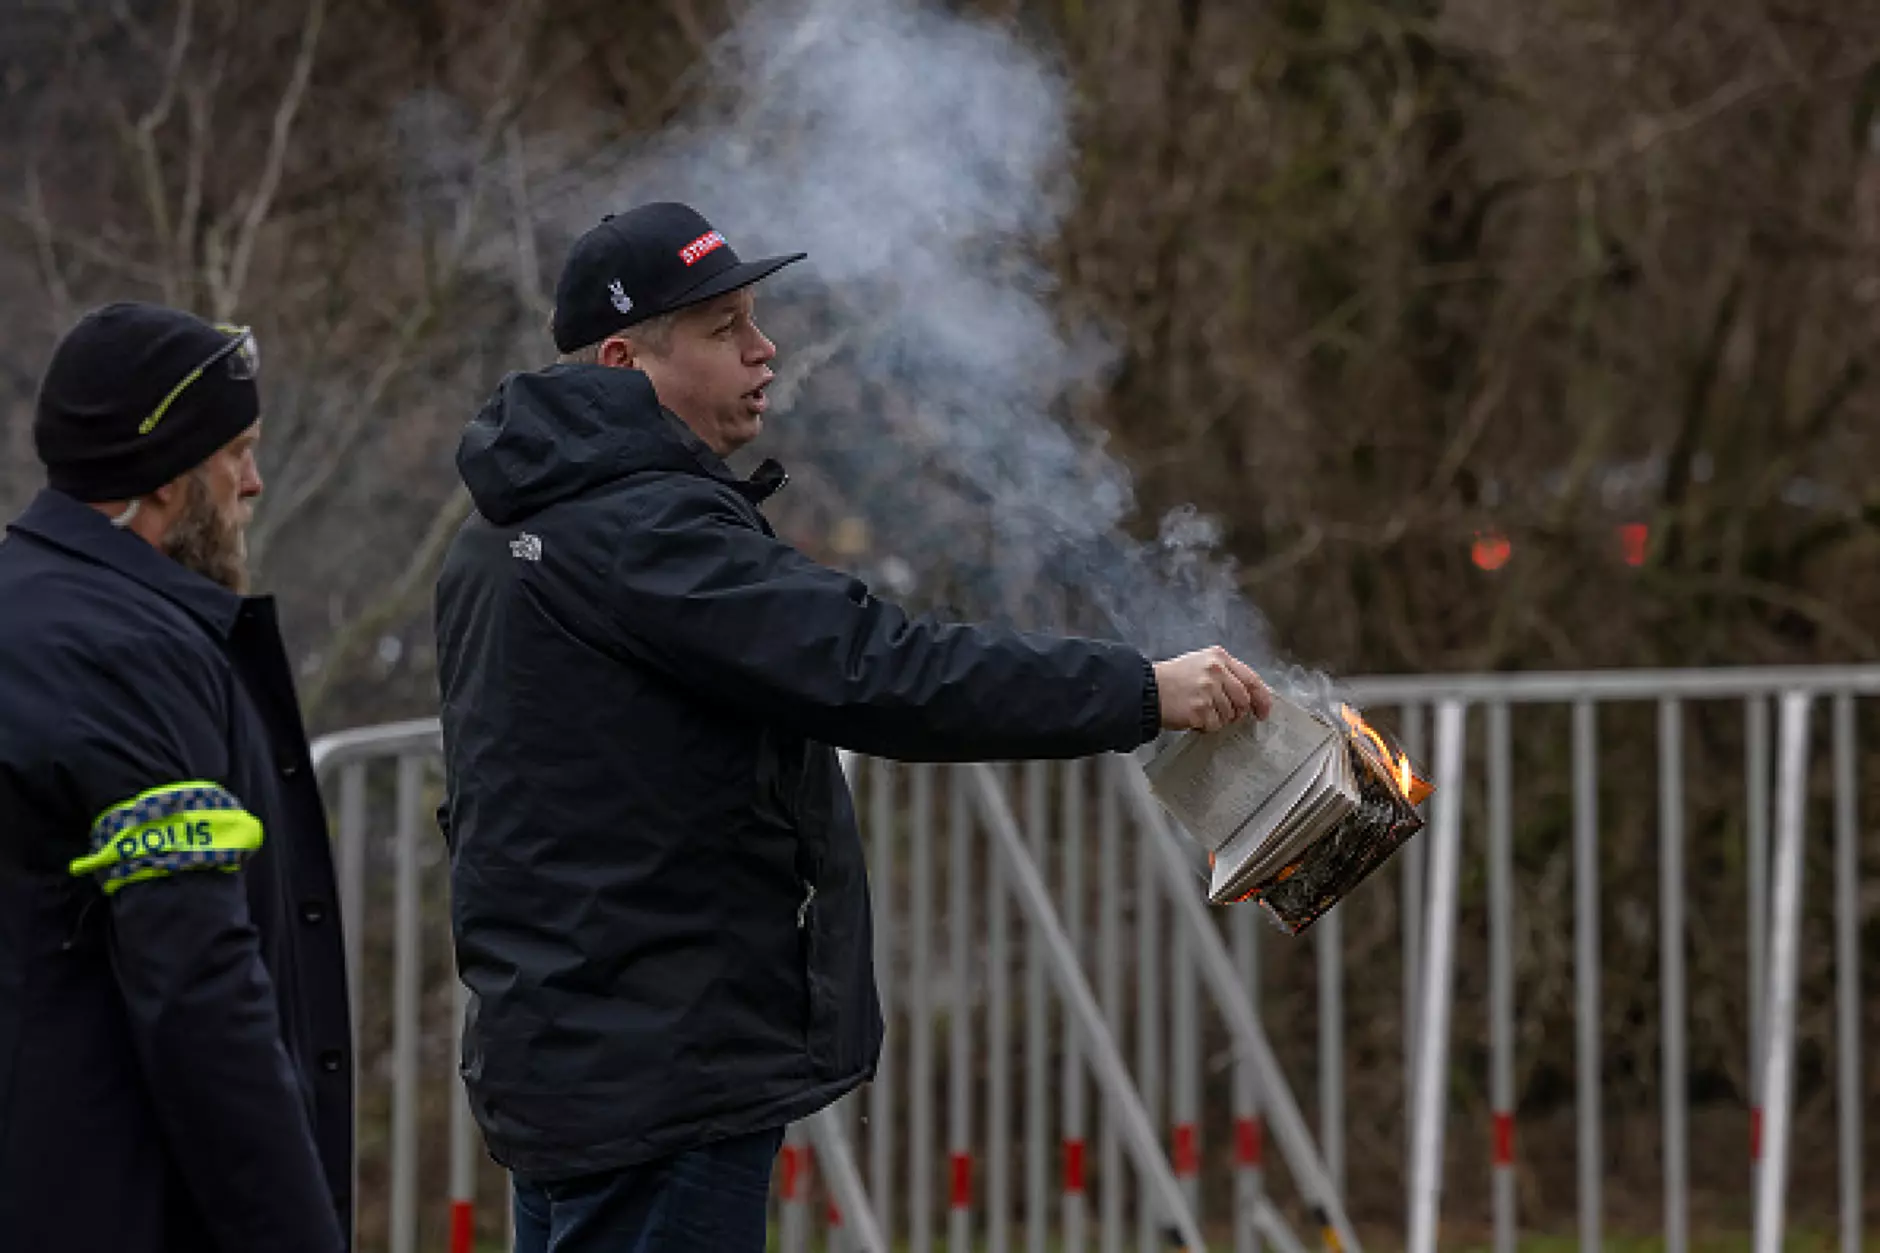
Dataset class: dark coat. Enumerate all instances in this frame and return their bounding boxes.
[0,489,353,1253]
[434,364,1157,1179]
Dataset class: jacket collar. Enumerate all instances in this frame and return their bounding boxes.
[6,487,246,639]
[655,406,790,505]
[457,364,789,524]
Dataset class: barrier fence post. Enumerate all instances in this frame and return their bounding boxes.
[1315,904,1341,1204]
[1831,695,1863,1253]
[1171,919,1200,1217]
[337,760,368,1251]
[1487,700,1516,1253]
[338,763,367,1039]
[809,1105,890,1253]
[949,767,975,1253]
[909,765,935,1253]
[1062,759,1090,1253]
[1573,701,1602,1253]
[1135,776,1163,1253]
[1752,694,1812,1253]
[988,764,1013,1253]
[1745,696,1771,1180]
[449,971,475,1253]
[1659,700,1687,1253]
[1097,759,1124,1253]
[1407,702,1468,1253]
[1239,903,1267,1253]
[1026,764,1050,1253]
[391,754,424,1253]
[869,759,897,1244]
[1399,701,1429,1243]
[780,1122,811,1253]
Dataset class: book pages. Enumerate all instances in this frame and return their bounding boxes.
[1237,749,1359,889]
[1205,739,1338,890]
[1143,694,1335,852]
[1207,745,1360,903]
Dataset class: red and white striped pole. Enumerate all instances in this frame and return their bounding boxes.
[1060,759,1088,1253]
[449,978,476,1253]
[948,766,974,1252]
[1171,918,1201,1226]
[1234,901,1265,1253]
[1171,1122,1200,1188]
[778,1129,810,1252]
[1489,701,1517,1253]
[1236,1114,1263,1181]
[950,1149,973,1224]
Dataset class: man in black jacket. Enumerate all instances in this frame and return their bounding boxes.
[434,202,1268,1252]
[0,303,353,1251]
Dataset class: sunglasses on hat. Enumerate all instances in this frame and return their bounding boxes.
[138,323,260,436]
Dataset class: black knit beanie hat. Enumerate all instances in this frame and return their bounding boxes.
[34,302,261,502]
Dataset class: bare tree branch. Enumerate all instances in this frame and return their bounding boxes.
[503,124,548,316]
[90,0,196,300]
[1643,568,1879,657]
[114,0,193,137]
[174,45,228,288]
[245,304,441,568]
[2,190,168,293]
[297,487,473,720]
[21,163,73,331]
[215,0,325,316]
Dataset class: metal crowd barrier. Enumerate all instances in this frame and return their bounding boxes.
[310,664,1874,1253]
[309,722,1348,1253]
[1344,668,1875,1253]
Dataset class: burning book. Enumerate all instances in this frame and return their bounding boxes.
[1143,694,1433,934]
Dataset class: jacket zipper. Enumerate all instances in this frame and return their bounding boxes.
[796,881,817,929]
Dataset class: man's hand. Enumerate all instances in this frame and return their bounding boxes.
[1152,646,1273,732]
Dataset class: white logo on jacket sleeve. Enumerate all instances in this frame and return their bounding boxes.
[509,533,543,562]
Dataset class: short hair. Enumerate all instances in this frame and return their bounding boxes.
[556,311,679,365]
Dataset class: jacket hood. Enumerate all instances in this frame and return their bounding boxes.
[457,364,737,526]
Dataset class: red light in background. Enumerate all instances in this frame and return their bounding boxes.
[1472,530,1512,571]
[1618,523,1649,567]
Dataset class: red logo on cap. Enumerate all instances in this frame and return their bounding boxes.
[679,231,727,266]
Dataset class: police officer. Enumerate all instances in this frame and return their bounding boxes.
[0,303,353,1252]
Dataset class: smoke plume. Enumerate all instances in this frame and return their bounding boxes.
[532,0,1326,697]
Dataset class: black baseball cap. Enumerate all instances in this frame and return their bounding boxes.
[551,202,806,353]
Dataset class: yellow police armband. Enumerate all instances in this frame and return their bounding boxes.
[69,782,264,895]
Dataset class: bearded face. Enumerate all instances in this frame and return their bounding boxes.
[161,465,251,594]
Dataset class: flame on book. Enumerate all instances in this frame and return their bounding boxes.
[1338,704,1433,807]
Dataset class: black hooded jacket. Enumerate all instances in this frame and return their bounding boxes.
[434,364,1158,1177]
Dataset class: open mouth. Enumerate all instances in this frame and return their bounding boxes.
[744,378,772,413]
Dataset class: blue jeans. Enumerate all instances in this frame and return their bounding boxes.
[511,1126,785,1253]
